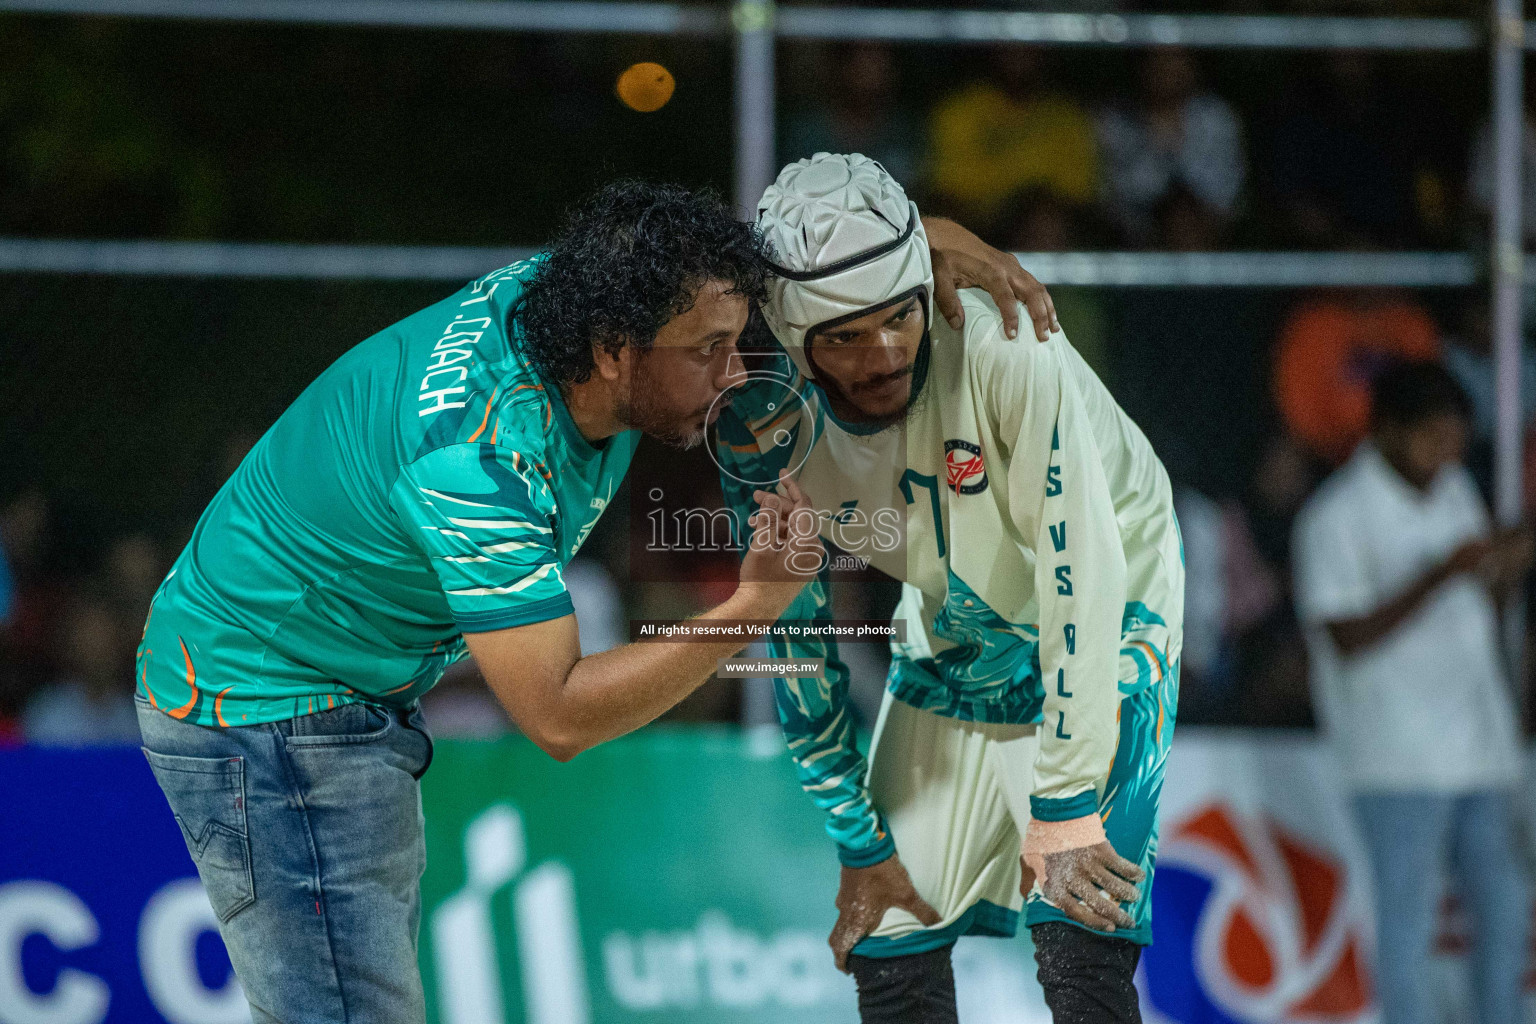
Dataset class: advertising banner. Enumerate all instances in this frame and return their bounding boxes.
[416,727,1047,1024]
[2,729,1531,1024]
[1142,733,1536,1024]
[0,746,246,1024]
[1141,733,1379,1023]
[0,730,1045,1024]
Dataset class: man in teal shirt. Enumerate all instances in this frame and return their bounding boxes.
[136,180,1053,1023]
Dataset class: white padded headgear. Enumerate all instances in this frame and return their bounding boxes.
[757,153,933,380]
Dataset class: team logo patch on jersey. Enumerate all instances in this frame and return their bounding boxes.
[944,439,988,495]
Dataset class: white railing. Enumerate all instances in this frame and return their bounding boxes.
[0,238,1491,287]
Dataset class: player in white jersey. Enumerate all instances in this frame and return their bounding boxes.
[713,154,1183,1023]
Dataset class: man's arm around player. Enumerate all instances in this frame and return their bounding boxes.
[465,476,824,761]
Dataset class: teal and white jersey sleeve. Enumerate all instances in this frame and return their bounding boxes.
[986,338,1127,821]
[769,575,892,866]
[390,441,571,633]
[715,375,894,867]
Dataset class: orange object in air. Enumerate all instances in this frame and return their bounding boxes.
[616,62,676,113]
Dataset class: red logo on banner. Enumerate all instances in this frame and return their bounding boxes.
[1170,804,1372,1019]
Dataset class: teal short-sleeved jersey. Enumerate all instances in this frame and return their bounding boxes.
[137,259,640,726]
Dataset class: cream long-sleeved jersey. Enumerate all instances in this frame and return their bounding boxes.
[715,290,1183,866]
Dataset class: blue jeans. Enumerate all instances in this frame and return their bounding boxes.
[1354,789,1530,1024]
[137,695,434,1024]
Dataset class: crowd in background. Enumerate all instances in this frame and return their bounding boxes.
[4,38,1535,746]
[780,42,1485,253]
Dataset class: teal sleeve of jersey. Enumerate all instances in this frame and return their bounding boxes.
[770,575,893,867]
[391,442,572,633]
[715,388,893,867]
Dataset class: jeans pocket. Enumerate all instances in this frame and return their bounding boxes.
[142,749,256,923]
[285,700,393,747]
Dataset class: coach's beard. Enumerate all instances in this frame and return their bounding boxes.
[618,386,716,451]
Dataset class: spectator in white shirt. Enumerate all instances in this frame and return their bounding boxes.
[1096,48,1245,247]
[1293,361,1531,1024]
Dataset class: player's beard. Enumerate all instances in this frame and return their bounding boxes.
[810,331,932,434]
[618,352,714,450]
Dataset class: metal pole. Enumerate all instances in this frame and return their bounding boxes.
[733,0,776,216]
[1491,0,1526,690]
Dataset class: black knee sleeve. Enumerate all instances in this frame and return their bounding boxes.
[847,945,959,1024]
[1031,922,1144,1024]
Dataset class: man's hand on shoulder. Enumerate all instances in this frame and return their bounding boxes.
[922,215,1059,342]
[828,853,941,972]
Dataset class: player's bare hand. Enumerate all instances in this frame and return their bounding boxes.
[829,854,941,973]
[1036,843,1143,933]
[922,215,1058,342]
[738,469,823,606]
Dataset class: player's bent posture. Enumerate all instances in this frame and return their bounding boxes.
[133,180,1050,1024]
[715,155,1184,1023]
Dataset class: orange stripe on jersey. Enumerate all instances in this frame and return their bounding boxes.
[214,686,234,727]
[1130,641,1163,682]
[756,403,798,434]
[467,385,502,442]
[167,638,199,720]
[504,382,550,431]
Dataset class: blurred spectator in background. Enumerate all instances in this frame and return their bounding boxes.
[421,557,628,737]
[996,186,1111,381]
[1274,288,1440,463]
[1265,53,1427,248]
[103,533,161,639]
[780,41,922,188]
[1154,182,1226,253]
[417,659,507,739]
[0,525,11,630]
[23,596,139,745]
[1174,485,1281,722]
[1467,77,1536,248]
[1232,433,1318,728]
[566,557,627,656]
[1293,362,1530,1024]
[1095,48,1245,248]
[1246,433,1318,572]
[0,489,64,741]
[1442,291,1536,445]
[0,510,11,743]
[925,46,1096,236]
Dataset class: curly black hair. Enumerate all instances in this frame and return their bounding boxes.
[511,181,770,387]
